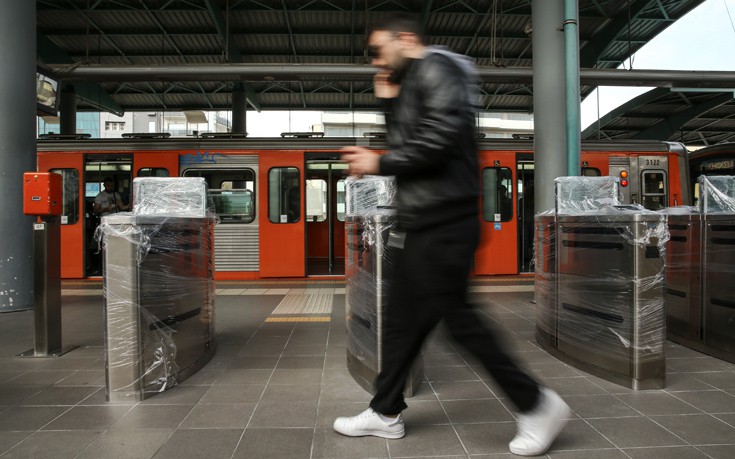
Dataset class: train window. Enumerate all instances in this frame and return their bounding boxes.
[183,169,256,223]
[137,168,169,177]
[268,167,300,223]
[481,167,513,222]
[49,169,79,225]
[306,179,327,222]
[581,167,601,176]
[641,170,667,210]
[336,179,346,222]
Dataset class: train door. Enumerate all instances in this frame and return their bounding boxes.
[37,153,84,278]
[517,156,535,273]
[475,152,517,275]
[259,151,305,277]
[305,157,348,276]
[84,155,133,276]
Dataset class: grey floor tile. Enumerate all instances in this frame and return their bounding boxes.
[0,430,101,459]
[650,413,735,445]
[663,372,719,392]
[388,424,466,457]
[0,406,69,431]
[277,356,326,369]
[564,394,641,418]
[233,427,313,458]
[401,400,451,425]
[453,422,517,455]
[546,418,617,452]
[622,445,711,458]
[586,417,687,448]
[671,390,735,413]
[199,383,266,404]
[41,405,130,431]
[545,376,611,396]
[424,365,482,383]
[152,429,242,459]
[261,383,321,404]
[0,432,32,455]
[443,398,514,423]
[249,401,318,428]
[430,380,496,401]
[0,387,43,407]
[615,392,702,416]
[546,449,628,458]
[179,403,255,429]
[270,368,324,385]
[228,356,280,369]
[311,426,389,459]
[690,371,735,390]
[696,444,735,459]
[76,429,172,459]
[54,370,106,386]
[139,385,209,405]
[213,369,273,386]
[4,371,76,387]
[111,404,195,430]
[21,386,100,406]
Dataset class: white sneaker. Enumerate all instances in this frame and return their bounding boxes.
[333,408,405,439]
[509,387,570,456]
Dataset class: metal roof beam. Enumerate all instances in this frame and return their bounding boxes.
[579,0,650,68]
[633,93,734,140]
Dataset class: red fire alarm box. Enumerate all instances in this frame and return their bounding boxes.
[23,172,63,216]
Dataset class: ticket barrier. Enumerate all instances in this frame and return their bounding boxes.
[100,178,216,402]
[344,176,422,397]
[664,176,735,364]
[535,177,667,390]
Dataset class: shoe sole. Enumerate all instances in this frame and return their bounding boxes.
[333,426,405,439]
[509,403,570,456]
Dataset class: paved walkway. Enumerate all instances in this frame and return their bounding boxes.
[0,279,733,458]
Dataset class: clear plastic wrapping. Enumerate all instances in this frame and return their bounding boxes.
[698,175,735,213]
[133,176,209,217]
[664,175,735,363]
[99,177,216,402]
[343,176,423,395]
[535,176,669,389]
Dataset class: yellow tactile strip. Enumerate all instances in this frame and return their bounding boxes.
[271,288,335,315]
[264,316,331,323]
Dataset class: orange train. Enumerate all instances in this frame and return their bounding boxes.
[36,136,690,280]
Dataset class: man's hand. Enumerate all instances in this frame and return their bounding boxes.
[374,70,400,99]
[341,146,381,178]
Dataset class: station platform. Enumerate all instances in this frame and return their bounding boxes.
[1,278,734,458]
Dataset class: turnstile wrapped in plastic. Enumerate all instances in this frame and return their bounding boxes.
[535,176,668,389]
[663,176,735,363]
[344,176,423,396]
[99,178,216,402]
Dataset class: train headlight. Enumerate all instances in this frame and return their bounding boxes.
[619,170,628,178]
[621,179,629,187]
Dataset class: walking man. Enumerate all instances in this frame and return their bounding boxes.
[335,13,570,456]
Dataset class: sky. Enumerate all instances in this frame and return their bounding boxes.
[241,0,735,136]
[580,0,735,129]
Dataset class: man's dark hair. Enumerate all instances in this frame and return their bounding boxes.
[103,177,113,184]
[368,12,425,43]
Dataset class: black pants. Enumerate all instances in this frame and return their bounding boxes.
[369,216,540,415]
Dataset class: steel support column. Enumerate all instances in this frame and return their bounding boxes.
[232,84,247,134]
[60,84,77,135]
[532,0,568,213]
[0,0,35,312]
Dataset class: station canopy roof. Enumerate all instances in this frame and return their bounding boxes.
[37,0,733,145]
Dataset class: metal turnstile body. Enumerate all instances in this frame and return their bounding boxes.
[702,214,735,357]
[103,215,216,402]
[553,212,666,389]
[665,213,702,345]
[345,213,423,397]
[534,214,557,349]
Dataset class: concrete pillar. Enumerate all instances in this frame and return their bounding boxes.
[532,0,568,213]
[60,84,77,135]
[0,0,36,311]
[231,84,247,134]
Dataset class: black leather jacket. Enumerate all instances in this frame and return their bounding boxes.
[378,49,480,231]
